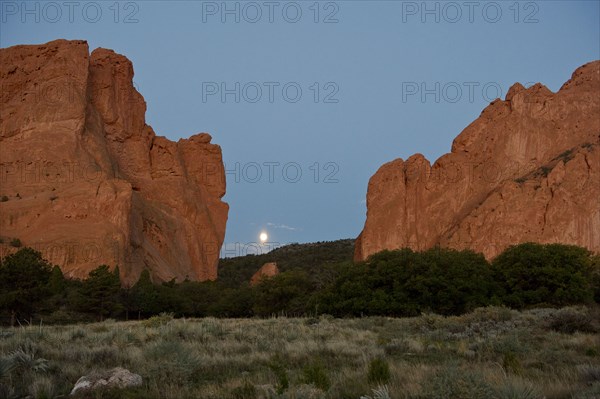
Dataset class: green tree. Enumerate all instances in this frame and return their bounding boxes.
[316,248,495,317]
[0,248,53,325]
[209,285,254,317]
[169,279,217,317]
[75,265,123,320]
[47,265,66,295]
[252,270,314,316]
[42,265,69,313]
[492,243,594,308]
[402,248,497,315]
[130,271,196,317]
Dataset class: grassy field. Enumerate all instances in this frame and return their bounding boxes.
[1,306,599,399]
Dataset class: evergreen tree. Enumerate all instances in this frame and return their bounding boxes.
[74,265,123,321]
[0,248,53,325]
[43,265,68,313]
[130,269,162,317]
[48,265,66,295]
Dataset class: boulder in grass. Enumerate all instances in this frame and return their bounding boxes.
[70,367,142,395]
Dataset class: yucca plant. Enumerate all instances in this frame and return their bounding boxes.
[28,375,55,399]
[495,378,543,399]
[1,344,50,399]
[10,346,50,373]
[0,383,17,399]
[578,364,600,385]
[0,357,16,380]
[360,385,391,399]
[264,384,328,399]
[422,367,496,399]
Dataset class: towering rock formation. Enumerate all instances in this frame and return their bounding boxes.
[356,61,600,261]
[0,39,228,284]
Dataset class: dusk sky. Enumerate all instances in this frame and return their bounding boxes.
[2,1,599,256]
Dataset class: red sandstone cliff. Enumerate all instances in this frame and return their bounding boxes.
[356,61,600,261]
[0,39,228,284]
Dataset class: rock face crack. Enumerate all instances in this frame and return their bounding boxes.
[541,187,554,235]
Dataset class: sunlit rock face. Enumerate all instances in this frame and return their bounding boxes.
[356,61,600,261]
[0,39,228,284]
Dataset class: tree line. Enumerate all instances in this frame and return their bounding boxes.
[0,242,598,325]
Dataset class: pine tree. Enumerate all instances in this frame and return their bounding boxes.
[75,265,123,321]
[130,269,162,317]
[0,248,53,325]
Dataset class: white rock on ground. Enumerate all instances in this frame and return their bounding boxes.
[70,367,142,395]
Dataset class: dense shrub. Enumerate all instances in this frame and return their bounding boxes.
[316,248,497,316]
[545,307,598,334]
[253,270,315,316]
[492,243,595,308]
[142,312,174,328]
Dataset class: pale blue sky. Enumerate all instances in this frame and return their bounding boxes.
[2,1,599,254]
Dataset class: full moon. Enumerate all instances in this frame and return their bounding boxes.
[259,232,268,242]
